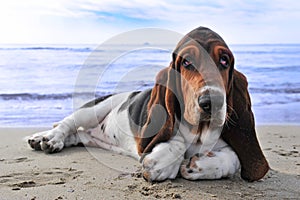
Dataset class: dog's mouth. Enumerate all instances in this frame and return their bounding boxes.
[199,112,226,127]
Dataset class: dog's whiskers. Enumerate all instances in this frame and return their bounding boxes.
[225,105,238,127]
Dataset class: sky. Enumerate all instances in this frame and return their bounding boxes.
[0,0,300,44]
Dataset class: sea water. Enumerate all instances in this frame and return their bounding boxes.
[0,44,299,126]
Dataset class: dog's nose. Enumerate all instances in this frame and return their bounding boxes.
[198,94,224,114]
[198,95,211,114]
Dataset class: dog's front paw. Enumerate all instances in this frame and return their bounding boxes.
[180,152,223,180]
[141,142,184,182]
[142,154,182,182]
[27,130,64,153]
[180,153,204,180]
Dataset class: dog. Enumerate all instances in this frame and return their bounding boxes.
[27,27,269,182]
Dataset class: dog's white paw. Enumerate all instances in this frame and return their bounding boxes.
[180,153,220,180]
[27,130,64,153]
[180,150,239,180]
[142,142,184,182]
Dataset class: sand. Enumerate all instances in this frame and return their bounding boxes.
[0,125,299,199]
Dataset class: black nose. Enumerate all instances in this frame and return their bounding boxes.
[198,95,211,114]
[198,94,224,114]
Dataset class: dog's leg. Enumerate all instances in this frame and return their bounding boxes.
[27,93,133,153]
[62,126,140,159]
[27,109,98,153]
[180,146,240,180]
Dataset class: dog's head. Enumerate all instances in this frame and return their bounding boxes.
[138,27,234,153]
[172,27,234,127]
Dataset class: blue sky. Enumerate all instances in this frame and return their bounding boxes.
[1,0,300,44]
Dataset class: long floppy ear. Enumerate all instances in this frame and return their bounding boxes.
[221,70,269,181]
[137,64,180,157]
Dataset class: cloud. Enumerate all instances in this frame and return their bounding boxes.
[0,0,299,43]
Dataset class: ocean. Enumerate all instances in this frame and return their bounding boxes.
[0,44,299,127]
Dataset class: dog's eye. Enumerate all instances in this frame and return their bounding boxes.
[182,58,195,70]
[220,55,230,68]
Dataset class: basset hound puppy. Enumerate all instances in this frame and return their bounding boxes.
[27,27,269,182]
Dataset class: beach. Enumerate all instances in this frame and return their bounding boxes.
[0,125,299,199]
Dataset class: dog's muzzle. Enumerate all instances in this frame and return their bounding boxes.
[198,89,226,126]
[198,93,224,114]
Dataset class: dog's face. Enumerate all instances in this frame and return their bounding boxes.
[173,39,234,127]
